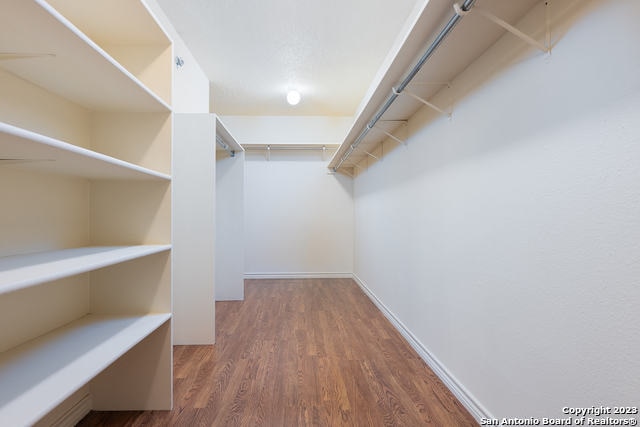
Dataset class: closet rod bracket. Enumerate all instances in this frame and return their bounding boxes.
[373,125,406,145]
[216,135,236,157]
[364,151,379,160]
[393,87,451,116]
[460,3,550,53]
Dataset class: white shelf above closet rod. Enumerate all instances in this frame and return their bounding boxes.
[330,0,477,172]
[243,144,339,151]
[214,115,244,157]
[244,144,339,161]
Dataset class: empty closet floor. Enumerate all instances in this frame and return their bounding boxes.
[78,278,476,426]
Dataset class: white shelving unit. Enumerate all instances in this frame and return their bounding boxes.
[0,0,173,425]
[0,314,171,427]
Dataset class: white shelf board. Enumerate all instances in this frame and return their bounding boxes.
[0,313,171,426]
[0,0,170,112]
[0,122,171,180]
[44,0,171,46]
[328,0,540,173]
[0,245,171,296]
[242,143,340,150]
[214,115,244,154]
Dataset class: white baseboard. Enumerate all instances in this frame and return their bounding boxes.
[244,272,353,280]
[352,273,492,423]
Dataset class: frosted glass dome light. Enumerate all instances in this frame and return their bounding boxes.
[286,90,301,105]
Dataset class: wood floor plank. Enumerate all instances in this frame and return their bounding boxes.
[78,278,477,426]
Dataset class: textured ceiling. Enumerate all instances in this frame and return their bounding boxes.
[156,0,421,116]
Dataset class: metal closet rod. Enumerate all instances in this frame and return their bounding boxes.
[333,0,477,172]
[216,135,235,157]
[244,144,337,151]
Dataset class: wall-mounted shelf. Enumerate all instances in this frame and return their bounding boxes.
[0,313,171,427]
[215,115,244,157]
[0,122,170,180]
[243,143,339,161]
[329,0,543,175]
[0,0,170,112]
[243,143,340,151]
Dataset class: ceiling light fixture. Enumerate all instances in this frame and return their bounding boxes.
[286,90,301,106]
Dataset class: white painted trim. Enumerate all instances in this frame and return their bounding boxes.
[53,394,92,427]
[36,393,92,427]
[352,273,493,423]
[245,272,353,280]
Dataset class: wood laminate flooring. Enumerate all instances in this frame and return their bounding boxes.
[78,278,477,426]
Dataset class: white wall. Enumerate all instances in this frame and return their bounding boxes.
[353,0,640,421]
[215,150,245,300]
[223,116,354,277]
[244,151,354,277]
